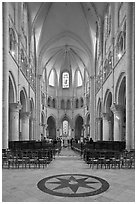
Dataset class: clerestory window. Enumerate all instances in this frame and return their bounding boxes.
[49,69,55,87]
[62,72,69,88]
[76,70,82,87]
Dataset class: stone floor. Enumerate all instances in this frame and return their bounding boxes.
[2,147,135,202]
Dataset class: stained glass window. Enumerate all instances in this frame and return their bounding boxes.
[49,69,55,86]
[77,70,82,87]
[62,72,69,88]
[63,120,68,135]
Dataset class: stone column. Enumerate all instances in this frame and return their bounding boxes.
[102,113,110,141]
[29,116,35,140]
[35,74,41,141]
[96,117,102,141]
[2,2,9,149]
[43,124,46,139]
[126,3,135,150]
[9,103,22,141]
[111,104,124,141]
[90,76,95,140]
[71,129,74,139]
[56,128,60,138]
[84,124,87,138]
[20,112,30,140]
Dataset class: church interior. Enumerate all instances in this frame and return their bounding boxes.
[2,2,135,202]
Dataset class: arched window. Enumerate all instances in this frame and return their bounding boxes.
[53,98,56,108]
[9,28,16,56]
[108,52,112,71]
[80,97,84,107]
[76,70,82,87]
[49,69,55,86]
[76,99,79,109]
[61,99,65,109]
[62,72,69,88]
[67,99,71,109]
[48,97,51,107]
[117,32,124,59]
[63,120,68,135]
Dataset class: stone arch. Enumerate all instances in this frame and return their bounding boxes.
[103,90,114,141]
[29,98,35,140]
[9,71,17,103]
[115,72,126,105]
[103,89,112,113]
[47,116,56,140]
[19,88,29,141]
[8,72,19,142]
[60,115,72,142]
[20,87,28,112]
[114,73,126,141]
[75,115,84,141]
[59,114,72,128]
[96,98,103,141]
[86,113,90,138]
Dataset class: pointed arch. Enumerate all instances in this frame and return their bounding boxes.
[74,68,83,87]
[9,71,17,103]
[48,68,57,87]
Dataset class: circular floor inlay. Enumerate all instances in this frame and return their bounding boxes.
[37,174,109,197]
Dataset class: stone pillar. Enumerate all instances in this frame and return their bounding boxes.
[9,103,22,141]
[111,104,124,141]
[90,76,95,140]
[96,117,102,141]
[72,129,74,139]
[2,2,9,149]
[29,116,35,140]
[43,124,46,139]
[102,113,110,141]
[56,128,60,138]
[20,112,30,140]
[126,3,135,150]
[84,124,87,138]
[35,74,41,141]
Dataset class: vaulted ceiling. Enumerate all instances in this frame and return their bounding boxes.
[27,2,108,77]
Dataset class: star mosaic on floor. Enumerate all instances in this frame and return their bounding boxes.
[37,174,109,197]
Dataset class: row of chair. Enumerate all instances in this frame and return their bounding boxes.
[83,149,135,169]
[2,149,54,169]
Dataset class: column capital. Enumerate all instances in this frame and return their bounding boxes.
[96,117,102,122]
[29,116,35,121]
[102,113,110,120]
[111,103,124,113]
[10,103,22,111]
[20,112,31,119]
[90,75,95,80]
[37,74,42,79]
